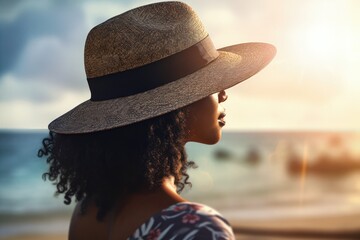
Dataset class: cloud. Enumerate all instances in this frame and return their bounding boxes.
[0,90,89,129]
[0,0,51,22]
[15,36,86,89]
[0,35,88,102]
[230,58,345,104]
[0,0,92,104]
[82,1,129,28]
[0,1,87,77]
[0,73,60,102]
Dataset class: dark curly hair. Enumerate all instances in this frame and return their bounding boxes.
[38,108,196,220]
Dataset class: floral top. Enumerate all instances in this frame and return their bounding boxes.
[128,202,235,240]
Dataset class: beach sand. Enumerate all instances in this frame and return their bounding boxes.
[0,234,67,240]
[231,213,360,239]
[2,213,360,240]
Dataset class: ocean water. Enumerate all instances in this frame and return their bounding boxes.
[0,130,360,237]
[185,131,360,220]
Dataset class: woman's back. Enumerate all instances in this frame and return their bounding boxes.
[69,180,184,240]
[70,201,235,239]
[69,179,235,240]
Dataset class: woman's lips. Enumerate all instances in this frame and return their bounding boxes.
[218,112,226,127]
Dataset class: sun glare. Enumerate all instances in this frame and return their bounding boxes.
[292,21,351,66]
[303,24,338,58]
[290,1,356,68]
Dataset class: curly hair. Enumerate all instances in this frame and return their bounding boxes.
[38,108,196,220]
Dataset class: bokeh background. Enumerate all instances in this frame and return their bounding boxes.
[1,0,360,239]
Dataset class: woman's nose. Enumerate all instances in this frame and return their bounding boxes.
[218,90,228,103]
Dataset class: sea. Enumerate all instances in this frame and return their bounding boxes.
[0,130,360,237]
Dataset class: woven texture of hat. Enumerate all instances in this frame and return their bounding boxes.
[85,2,207,78]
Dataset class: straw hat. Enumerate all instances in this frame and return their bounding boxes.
[49,1,276,134]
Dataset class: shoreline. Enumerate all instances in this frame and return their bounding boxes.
[0,234,67,240]
[231,213,360,239]
[1,212,360,240]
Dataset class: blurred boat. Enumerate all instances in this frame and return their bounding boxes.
[287,152,360,177]
[213,148,233,161]
[243,147,261,166]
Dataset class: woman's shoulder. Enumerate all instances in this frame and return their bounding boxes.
[129,202,235,240]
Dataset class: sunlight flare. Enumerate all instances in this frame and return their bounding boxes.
[298,141,308,206]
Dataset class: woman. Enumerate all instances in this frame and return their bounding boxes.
[39,1,275,239]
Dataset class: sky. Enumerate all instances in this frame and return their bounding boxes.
[0,0,359,131]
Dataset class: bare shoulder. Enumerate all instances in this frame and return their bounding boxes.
[68,201,108,240]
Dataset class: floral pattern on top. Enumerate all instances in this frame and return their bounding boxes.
[128,202,235,240]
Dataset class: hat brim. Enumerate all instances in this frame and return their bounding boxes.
[49,42,276,134]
